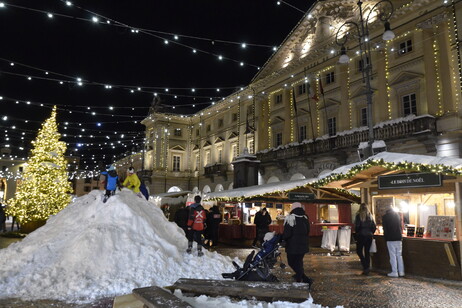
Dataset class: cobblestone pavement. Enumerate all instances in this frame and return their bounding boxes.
[213,246,462,308]
[1,241,462,308]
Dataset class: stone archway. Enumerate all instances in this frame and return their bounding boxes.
[290,173,306,180]
[167,186,182,192]
[267,176,280,183]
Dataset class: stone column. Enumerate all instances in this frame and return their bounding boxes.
[436,22,456,113]
[422,28,439,115]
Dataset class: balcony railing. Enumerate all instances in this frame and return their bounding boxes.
[258,115,436,163]
[204,163,228,177]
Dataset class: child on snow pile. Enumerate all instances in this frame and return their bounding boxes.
[100,165,121,203]
[122,167,142,198]
[187,195,206,256]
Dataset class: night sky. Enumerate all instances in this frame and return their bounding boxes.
[0,0,314,169]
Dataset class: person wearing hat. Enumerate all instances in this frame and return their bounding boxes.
[283,202,313,288]
[123,167,142,198]
[252,207,272,247]
[100,165,121,203]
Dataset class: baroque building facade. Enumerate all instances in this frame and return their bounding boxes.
[132,0,461,194]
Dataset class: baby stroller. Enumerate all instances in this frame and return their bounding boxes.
[222,232,285,282]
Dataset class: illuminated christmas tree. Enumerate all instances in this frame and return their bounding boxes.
[7,106,73,224]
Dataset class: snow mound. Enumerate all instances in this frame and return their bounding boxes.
[0,189,235,302]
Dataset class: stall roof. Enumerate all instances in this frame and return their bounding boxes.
[153,191,191,198]
[204,178,315,202]
[312,152,462,189]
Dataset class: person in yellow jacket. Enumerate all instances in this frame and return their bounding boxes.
[123,167,142,197]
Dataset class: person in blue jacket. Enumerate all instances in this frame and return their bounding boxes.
[101,165,120,203]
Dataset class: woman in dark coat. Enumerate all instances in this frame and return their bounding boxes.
[354,203,377,275]
[283,202,312,287]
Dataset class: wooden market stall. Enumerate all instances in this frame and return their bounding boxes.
[313,152,462,280]
[204,178,360,246]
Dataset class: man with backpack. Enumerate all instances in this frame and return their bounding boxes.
[187,195,206,256]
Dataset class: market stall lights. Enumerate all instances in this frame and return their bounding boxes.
[0,3,5,8]
[174,35,179,40]
[273,47,277,51]
[193,49,197,53]
[10,62,14,66]
[164,40,169,44]
[47,13,53,18]
[66,1,72,6]
[241,43,246,48]
[218,55,223,60]
[240,62,244,66]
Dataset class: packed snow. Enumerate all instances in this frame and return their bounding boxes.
[0,189,238,302]
[174,289,339,308]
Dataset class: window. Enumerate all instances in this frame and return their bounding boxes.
[326,72,335,85]
[206,124,211,132]
[358,57,370,72]
[298,83,306,95]
[205,151,211,165]
[398,39,412,55]
[248,139,255,154]
[85,177,91,184]
[299,125,307,141]
[217,148,223,163]
[232,113,238,122]
[196,129,200,137]
[84,186,91,192]
[218,118,224,128]
[275,93,283,104]
[275,132,283,146]
[1,166,6,171]
[174,128,182,136]
[173,155,181,171]
[360,107,368,126]
[19,167,23,172]
[231,144,238,159]
[402,93,417,116]
[328,117,337,136]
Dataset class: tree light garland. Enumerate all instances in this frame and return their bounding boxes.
[6,106,73,224]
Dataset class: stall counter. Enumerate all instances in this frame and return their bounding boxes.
[372,235,461,281]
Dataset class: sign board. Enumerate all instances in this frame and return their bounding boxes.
[288,192,315,201]
[426,216,456,239]
[378,173,442,190]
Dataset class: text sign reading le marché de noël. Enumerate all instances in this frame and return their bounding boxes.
[288,192,316,201]
[378,173,442,190]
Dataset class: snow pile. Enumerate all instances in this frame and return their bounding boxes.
[0,189,236,302]
[174,289,337,308]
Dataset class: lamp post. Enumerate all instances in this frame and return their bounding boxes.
[335,0,395,159]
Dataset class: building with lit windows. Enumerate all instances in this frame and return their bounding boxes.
[135,0,461,195]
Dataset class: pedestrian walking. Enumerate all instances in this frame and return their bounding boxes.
[100,165,121,203]
[354,203,376,275]
[174,204,189,237]
[187,195,206,256]
[252,207,272,247]
[122,167,142,198]
[283,202,313,288]
[382,205,405,278]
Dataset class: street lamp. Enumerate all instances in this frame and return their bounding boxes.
[335,0,394,159]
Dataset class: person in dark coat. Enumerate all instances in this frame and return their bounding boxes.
[252,207,272,247]
[208,205,222,246]
[0,204,6,232]
[382,205,405,277]
[354,203,376,275]
[174,204,189,237]
[283,202,312,287]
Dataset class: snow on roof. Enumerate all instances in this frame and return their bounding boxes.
[315,151,462,185]
[204,178,316,201]
[0,189,236,302]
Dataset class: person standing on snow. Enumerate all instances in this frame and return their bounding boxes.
[100,165,121,203]
[187,195,206,256]
[122,167,142,198]
[283,202,313,289]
